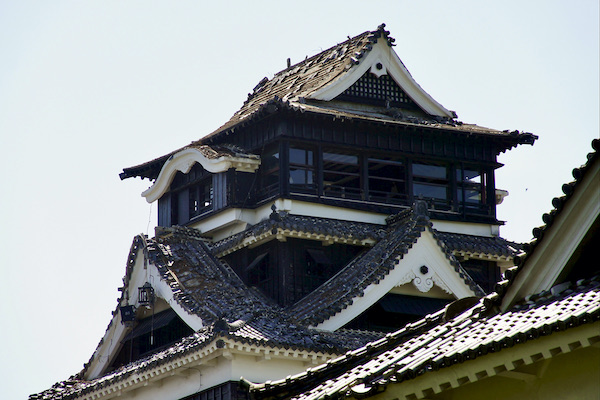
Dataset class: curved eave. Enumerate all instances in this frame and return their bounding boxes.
[141,147,260,203]
[120,99,536,184]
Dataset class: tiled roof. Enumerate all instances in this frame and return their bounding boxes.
[491,138,599,304]
[31,227,384,400]
[248,275,600,400]
[120,25,537,180]
[211,211,387,256]
[30,322,383,400]
[212,25,397,137]
[435,231,523,259]
[288,204,485,327]
[148,226,275,323]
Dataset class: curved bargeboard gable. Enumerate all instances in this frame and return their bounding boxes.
[142,146,260,203]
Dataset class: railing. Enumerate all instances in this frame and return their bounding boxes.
[323,185,363,200]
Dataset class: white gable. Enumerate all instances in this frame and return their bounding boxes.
[307,39,454,118]
[84,245,204,380]
[315,230,478,331]
[500,156,600,311]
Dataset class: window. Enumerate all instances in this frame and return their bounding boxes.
[189,178,213,218]
[300,249,332,298]
[259,145,280,198]
[246,252,273,297]
[461,259,500,293]
[164,165,213,226]
[367,156,406,204]
[457,167,487,214]
[323,150,361,199]
[412,162,450,209]
[289,146,316,193]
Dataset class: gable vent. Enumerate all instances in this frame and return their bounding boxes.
[338,71,417,109]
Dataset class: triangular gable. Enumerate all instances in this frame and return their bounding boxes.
[289,204,484,331]
[336,70,420,110]
[84,226,277,380]
[84,234,206,379]
[312,229,481,331]
[500,141,599,311]
[306,25,454,118]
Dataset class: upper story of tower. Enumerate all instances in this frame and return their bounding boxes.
[120,24,536,241]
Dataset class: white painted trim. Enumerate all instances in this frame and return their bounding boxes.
[142,148,260,203]
[500,159,600,311]
[78,335,340,400]
[191,199,389,241]
[431,220,498,237]
[315,230,477,331]
[85,247,205,380]
[382,322,600,400]
[307,41,454,118]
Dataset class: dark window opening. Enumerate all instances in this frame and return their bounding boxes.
[412,162,450,210]
[259,145,280,199]
[109,309,193,372]
[246,252,274,298]
[189,179,213,218]
[323,150,361,199]
[180,381,247,400]
[300,249,333,299]
[160,164,214,226]
[289,146,316,194]
[345,293,451,332]
[461,259,500,293]
[457,167,489,215]
[223,239,364,307]
[367,156,407,204]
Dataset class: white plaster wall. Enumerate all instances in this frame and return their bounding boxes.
[432,220,498,237]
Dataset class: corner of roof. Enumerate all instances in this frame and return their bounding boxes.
[79,233,151,379]
[493,138,599,310]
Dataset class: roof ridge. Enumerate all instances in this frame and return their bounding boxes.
[490,138,599,305]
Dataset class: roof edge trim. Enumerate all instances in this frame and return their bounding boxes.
[307,41,454,118]
[142,147,261,203]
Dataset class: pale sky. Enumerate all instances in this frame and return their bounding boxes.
[1,1,598,399]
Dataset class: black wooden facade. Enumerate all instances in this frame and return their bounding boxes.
[157,108,508,230]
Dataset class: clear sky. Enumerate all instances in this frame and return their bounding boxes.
[0,1,598,398]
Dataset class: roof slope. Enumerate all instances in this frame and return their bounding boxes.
[495,138,600,310]
[248,275,600,400]
[30,318,383,400]
[120,24,537,181]
[246,139,600,400]
[288,203,485,327]
[211,212,387,256]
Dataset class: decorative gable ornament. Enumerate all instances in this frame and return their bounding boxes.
[396,264,452,294]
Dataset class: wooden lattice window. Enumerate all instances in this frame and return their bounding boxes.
[339,71,416,108]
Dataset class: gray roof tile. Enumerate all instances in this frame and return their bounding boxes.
[249,275,600,400]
